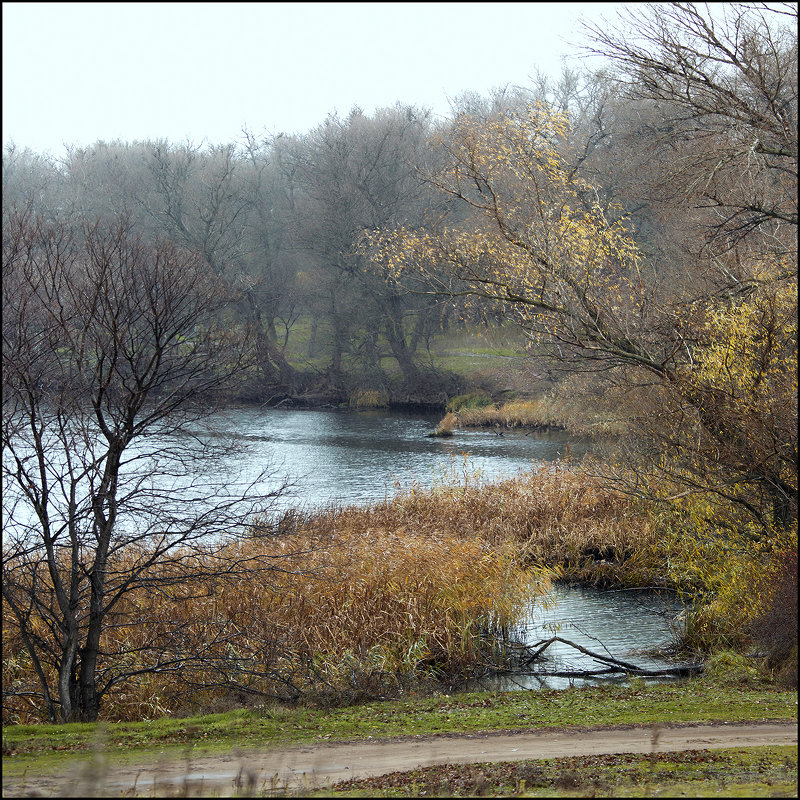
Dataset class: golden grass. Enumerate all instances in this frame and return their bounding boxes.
[430,411,458,436]
[453,398,565,429]
[349,388,390,409]
[4,482,545,722]
[2,466,719,724]
[450,394,630,437]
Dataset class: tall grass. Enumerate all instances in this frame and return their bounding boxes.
[451,398,564,429]
[3,482,544,723]
[9,463,777,725]
[429,411,458,436]
[6,465,664,724]
[446,395,629,437]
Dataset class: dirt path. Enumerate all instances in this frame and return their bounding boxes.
[5,720,796,797]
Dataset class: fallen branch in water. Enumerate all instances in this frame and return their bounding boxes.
[518,636,704,678]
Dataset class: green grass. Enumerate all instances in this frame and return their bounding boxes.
[281,319,534,384]
[3,677,796,778]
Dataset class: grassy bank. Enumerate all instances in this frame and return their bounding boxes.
[2,675,796,769]
[3,681,796,798]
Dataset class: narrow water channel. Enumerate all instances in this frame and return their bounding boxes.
[471,584,685,691]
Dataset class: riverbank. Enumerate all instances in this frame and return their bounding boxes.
[3,677,796,796]
[4,462,796,727]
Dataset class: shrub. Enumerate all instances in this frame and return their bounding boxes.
[655,499,797,659]
[750,547,798,684]
[446,391,494,413]
[349,389,390,409]
[702,650,766,687]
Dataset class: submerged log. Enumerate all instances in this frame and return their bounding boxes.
[517,636,704,678]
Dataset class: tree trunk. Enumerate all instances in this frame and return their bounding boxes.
[384,304,420,385]
[78,574,105,722]
[243,291,296,388]
[57,628,80,722]
[307,318,318,358]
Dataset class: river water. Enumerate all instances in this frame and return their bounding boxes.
[471,585,683,691]
[203,406,590,513]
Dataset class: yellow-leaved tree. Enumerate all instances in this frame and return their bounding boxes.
[365,101,797,536]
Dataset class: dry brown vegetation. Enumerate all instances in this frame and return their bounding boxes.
[449,393,629,438]
[3,466,674,725]
[5,463,796,725]
[356,467,666,583]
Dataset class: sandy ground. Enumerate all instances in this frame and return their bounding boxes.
[4,719,797,797]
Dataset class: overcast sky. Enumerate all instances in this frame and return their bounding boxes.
[3,2,625,157]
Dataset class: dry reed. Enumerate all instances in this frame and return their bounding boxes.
[3,466,675,724]
[449,396,628,437]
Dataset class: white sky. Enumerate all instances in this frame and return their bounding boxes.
[3,2,624,157]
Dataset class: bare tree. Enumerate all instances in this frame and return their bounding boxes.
[145,139,298,389]
[2,144,62,219]
[582,2,797,244]
[283,105,449,394]
[2,211,290,722]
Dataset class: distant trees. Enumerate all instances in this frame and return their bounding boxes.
[277,105,452,396]
[0,107,473,405]
[144,139,300,389]
[1,212,288,721]
[1,145,62,219]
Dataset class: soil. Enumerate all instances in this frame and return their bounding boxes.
[4,720,796,797]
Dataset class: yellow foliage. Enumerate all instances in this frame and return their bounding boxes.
[363,103,645,344]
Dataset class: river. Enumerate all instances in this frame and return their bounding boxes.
[471,584,683,691]
[200,406,591,512]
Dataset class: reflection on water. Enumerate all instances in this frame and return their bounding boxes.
[3,406,588,538]
[205,407,589,512]
[470,584,684,691]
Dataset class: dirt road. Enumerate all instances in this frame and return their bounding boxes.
[5,720,796,797]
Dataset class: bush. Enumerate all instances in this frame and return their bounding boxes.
[750,547,798,685]
[349,389,390,409]
[702,650,766,687]
[657,504,797,655]
[446,391,494,413]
